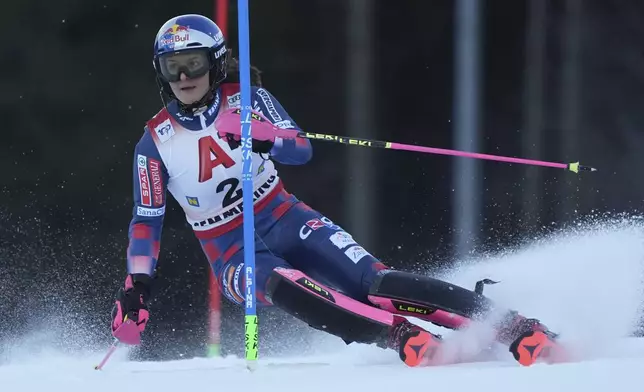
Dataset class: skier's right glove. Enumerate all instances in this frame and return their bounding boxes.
[111,273,151,335]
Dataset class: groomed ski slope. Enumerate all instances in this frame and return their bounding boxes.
[3,342,644,392]
[2,217,644,392]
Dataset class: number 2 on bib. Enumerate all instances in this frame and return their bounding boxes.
[198,135,235,183]
[198,135,242,208]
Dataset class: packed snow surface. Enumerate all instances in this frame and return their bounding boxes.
[3,217,644,392]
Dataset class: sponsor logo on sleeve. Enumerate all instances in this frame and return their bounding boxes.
[136,206,165,217]
[227,93,241,107]
[273,120,294,129]
[344,245,371,264]
[137,154,151,207]
[256,88,282,122]
[148,159,163,207]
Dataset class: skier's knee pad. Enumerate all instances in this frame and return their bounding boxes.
[266,268,391,347]
[367,270,493,319]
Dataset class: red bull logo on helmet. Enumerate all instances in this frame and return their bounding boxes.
[162,24,190,35]
[160,24,190,49]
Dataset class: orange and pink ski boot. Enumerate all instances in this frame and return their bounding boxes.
[498,312,569,366]
[388,317,444,367]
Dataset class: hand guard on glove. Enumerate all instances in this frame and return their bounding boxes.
[111,273,152,338]
[215,108,297,154]
[219,132,275,154]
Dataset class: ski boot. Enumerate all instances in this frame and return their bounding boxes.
[388,316,444,367]
[497,312,568,366]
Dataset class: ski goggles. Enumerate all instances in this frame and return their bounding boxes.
[157,49,212,82]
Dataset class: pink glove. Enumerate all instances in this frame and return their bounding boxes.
[215,108,298,142]
[111,274,151,345]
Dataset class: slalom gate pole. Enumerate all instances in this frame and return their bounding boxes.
[205,0,229,359]
[237,0,259,371]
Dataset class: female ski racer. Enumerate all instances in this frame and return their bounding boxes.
[110,14,567,367]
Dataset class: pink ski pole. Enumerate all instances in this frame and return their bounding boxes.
[296,132,597,173]
[95,339,119,370]
[215,109,597,173]
[94,315,142,370]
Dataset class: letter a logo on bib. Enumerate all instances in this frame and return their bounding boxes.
[198,136,235,182]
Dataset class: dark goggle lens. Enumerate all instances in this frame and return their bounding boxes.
[159,50,211,82]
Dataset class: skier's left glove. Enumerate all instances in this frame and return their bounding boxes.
[219,132,275,154]
[215,109,294,154]
[111,273,151,336]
